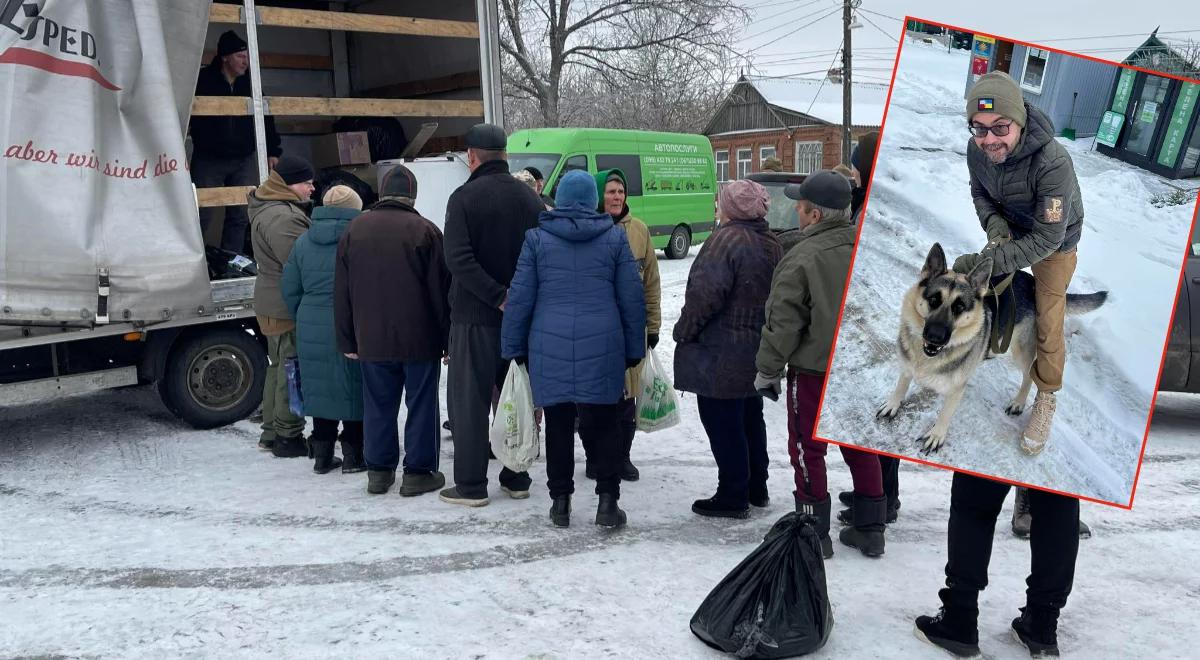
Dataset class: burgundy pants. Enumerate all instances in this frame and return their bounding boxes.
[787,369,883,502]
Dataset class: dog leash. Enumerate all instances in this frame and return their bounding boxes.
[988,272,1016,355]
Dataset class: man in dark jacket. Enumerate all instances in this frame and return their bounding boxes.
[249,155,314,458]
[439,124,545,507]
[917,71,1082,660]
[334,165,451,497]
[191,30,283,255]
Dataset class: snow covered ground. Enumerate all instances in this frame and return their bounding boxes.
[3,252,1200,658]
[816,42,1198,506]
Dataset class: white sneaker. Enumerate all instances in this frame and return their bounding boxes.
[1020,392,1056,456]
[501,485,530,500]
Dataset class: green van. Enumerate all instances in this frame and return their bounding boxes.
[507,128,717,259]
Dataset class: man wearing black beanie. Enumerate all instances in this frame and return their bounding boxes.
[248,155,315,458]
[190,29,283,255]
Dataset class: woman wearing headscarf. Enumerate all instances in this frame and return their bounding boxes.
[281,185,366,474]
[587,168,661,482]
[501,170,646,528]
[674,179,783,518]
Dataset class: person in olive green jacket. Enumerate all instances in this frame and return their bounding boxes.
[248,155,315,458]
[754,170,885,560]
[587,168,661,481]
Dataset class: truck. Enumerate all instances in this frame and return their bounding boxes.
[0,0,503,427]
[1159,222,1200,393]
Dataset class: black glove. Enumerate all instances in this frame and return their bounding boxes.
[647,333,659,350]
[513,356,527,367]
[626,358,642,370]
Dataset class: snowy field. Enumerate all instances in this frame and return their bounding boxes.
[3,252,1200,659]
[816,42,1198,506]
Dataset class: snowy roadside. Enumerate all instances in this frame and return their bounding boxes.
[2,251,1200,659]
[816,43,1196,505]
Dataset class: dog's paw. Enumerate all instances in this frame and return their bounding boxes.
[1005,401,1025,416]
[876,399,902,421]
[917,428,947,454]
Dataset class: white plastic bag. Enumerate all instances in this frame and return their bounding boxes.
[490,364,540,472]
[636,349,681,433]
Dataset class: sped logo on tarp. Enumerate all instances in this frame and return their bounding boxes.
[0,0,120,90]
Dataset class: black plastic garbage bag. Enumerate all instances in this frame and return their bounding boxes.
[690,512,833,658]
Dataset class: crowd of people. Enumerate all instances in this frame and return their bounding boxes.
[234,83,1087,656]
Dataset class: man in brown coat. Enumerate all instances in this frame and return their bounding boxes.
[248,155,314,458]
[335,164,452,497]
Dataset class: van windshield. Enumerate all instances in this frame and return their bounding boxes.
[508,153,561,181]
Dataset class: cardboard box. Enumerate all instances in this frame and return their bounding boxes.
[310,131,371,169]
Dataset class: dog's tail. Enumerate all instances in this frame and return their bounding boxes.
[1066,291,1108,315]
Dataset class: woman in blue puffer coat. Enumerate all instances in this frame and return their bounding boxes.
[501,169,646,529]
[281,185,366,475]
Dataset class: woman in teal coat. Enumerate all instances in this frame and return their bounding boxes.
[281,185,366,474]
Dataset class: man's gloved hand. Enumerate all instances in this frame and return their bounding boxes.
[647,333,659,350]
[626,357,643,370]
[513,356,527,367]
[985,216,1011,246]
[754,371,782,402]
[952,252,985,275]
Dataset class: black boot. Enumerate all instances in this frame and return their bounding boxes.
[796,495,833,559]
[271,434,308,458]
[366,469,396,495]
[838,493,899,524]
[1012,487,1032,538]
[310,437,343,475]
[550,495,571,528]
[1012,606,1060,657]
[595,493,627,528]
[915,606,981,658]
[340,434,366,474]
[692,495,750,519]
[839,494,886,557]
[749,482,770,508]
[619,419,639,481]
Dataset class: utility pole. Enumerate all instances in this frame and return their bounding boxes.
[841,0,856,166]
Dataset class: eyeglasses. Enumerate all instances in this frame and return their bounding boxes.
[968,122,1014,138]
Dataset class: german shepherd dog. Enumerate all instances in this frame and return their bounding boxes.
[876,243,1107,453]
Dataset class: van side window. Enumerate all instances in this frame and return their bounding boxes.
[595,155,643,197]
[564,155,588,172]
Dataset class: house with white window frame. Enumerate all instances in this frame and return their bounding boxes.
[704,75,885,181]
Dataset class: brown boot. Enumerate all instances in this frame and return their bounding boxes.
[1021,392,1056,455]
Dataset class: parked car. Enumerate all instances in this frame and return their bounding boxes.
[744,171,806,252]
[1159,224,1200,393]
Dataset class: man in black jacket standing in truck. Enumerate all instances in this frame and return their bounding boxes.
[190,30,283,255]
[439,123,545,507]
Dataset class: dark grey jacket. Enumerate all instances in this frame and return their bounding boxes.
[967,103,1083,275]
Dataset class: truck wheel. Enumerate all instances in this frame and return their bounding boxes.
[665,225,691,259]
[158,328,266,429]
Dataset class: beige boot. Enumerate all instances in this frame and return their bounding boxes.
[1021,392,1056,455]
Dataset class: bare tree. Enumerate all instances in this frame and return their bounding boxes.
[499,0,748,129]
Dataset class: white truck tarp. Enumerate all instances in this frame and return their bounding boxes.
[0,0,212,325]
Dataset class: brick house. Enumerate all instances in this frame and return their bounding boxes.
[703,76,887,181]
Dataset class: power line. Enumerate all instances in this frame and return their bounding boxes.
[1027,28,1200,42]
[859,7,902,22]
[746,8,843,54]
[741,4,841,44]
[746,0,825,28]
[859,12,899,43]
[804,37,844,117]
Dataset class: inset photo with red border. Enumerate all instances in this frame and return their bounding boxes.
[814,18,1200,508]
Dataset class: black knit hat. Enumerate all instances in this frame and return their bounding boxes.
[523,166,544,181]
[465,123,507,150]
[217,30,248,57]
[273,155,314,185]
[379,164,418,200]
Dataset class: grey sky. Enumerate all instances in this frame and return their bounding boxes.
[739,0,1200,80]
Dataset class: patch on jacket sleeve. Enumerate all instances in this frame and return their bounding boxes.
[636,258,646,272]
[1044,196,1064,223]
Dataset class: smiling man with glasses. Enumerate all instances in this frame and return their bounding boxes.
[917,70,1085,659]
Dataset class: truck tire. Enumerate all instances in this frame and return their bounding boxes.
[665,225,692,259]
[158,328,266,429]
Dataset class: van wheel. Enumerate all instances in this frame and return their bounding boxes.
[665,225,691,259]
[158,328,266,429]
